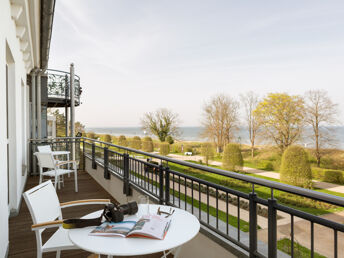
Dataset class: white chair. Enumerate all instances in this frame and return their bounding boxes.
[34,152,78,192]
[23,180,111,258]
[38,145,71,172]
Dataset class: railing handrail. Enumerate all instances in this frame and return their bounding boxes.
[30,137,344,207]
[46,68,81,80]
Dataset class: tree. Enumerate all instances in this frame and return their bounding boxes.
[222,143,243,172]
[130,136,142,150]
[118,135,128,146]
[304,90,339,167]
[201,94,239,153]
[280,145,312,188]
[142,136,154,152]
[49,109,66,137]
[159,142,170,156]
[201,142,214,165]
[166,135,174,144]
[103,134,112,143]
[240,92,260,158]
[141,108,180,142]
[75,121,85,134]
[254,93,305,152]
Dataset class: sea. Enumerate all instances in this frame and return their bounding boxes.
[86,126,344,150]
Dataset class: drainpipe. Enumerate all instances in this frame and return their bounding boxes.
[31,71,36,139]
[70,63,75,160]
[37,70,42,139]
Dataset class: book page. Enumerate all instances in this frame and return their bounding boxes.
[127,215,171,240]
[89,220,137,237]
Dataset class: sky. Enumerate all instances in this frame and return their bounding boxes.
[48,0,344,127]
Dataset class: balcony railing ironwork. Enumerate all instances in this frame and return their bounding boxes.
[30,137,344,258]
[46,69,82,104]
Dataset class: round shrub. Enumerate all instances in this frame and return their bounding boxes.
[118,135,128,147]
[130,136,142,150]
[142,137,154,152]
[103,134,112,143]
[222,143,243,172]
[159,143,170,156]
[171,143,182,153]
[280,145,312,188]
[324,170,344,184]
[166,135,174,144]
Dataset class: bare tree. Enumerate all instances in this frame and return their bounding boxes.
[201,94,239,152]
[304,90,339,167]
[240,92,260,158]
[141,108,180,142]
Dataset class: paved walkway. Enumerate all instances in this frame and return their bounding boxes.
[167,153,344,194]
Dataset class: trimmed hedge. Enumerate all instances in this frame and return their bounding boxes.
[222,143,243,172]
[142,137,154,152]
[159,142,170,156]
[280,145,312,188]
[118,135,128,147]
[130,136,142,150]
[312,167,344,184]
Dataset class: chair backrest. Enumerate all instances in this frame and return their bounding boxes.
[34,152,56,169]
[37,145,52,152]
[23,180,62,225]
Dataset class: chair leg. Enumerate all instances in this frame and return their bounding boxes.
[56,250,61,258]
[74,169,78,192]
[58,176,61,190]
[67,153,71,177]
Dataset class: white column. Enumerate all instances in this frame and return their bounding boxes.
[70,63,75,160]
[36,71,41,139]
[31,72,36,139]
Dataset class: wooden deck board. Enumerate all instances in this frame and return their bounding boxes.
[9,171,171,258]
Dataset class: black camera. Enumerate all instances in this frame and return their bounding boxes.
[102,201,138,223]
[62,201,138,229]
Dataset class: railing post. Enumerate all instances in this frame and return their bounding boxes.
[104,147,110,180]
[165,167,170,205]
[91,143,97,169]
[82,139,85,171]
[159,165,164,204]
[123,153,131,196]
[268,198,277,258]
[249,193,258,257]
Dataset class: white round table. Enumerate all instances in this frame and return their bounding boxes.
[68,204,200,257]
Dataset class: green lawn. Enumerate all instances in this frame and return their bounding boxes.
[277,238,326,258]
[168,161,344,215]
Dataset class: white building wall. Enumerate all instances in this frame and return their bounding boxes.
[0,0,39,256]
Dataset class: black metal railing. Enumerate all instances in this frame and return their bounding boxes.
[46,69,82,103]
[30,137,344,258]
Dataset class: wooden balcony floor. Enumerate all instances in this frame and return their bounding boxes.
[9,171,172,258]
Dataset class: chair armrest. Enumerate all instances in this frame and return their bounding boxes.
[60,199,111,208]
[57,160,78,166]
[31,220,63,231]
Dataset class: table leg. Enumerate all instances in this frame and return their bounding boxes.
[67,153,71,177]
[161,246,182,258]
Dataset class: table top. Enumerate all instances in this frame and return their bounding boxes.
[68,204,200,256]
[52,151,70,155]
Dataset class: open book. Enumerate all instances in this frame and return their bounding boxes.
[89,214,171,240]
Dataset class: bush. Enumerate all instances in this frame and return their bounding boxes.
[222,143,243,172]
[159,143,170,156]
[86,132,97,139]
[312,167,344,184]
[142,137,154,152]
[111,136,117,144]
[324,170,343,184]
[280,145,312,188]
[103,134,112,143]
[130,136,142,150]
[171,143,182,153]
[166,136,174,144]
[257,160,274,171]
[185,144,193,153]
[118,135,128,147]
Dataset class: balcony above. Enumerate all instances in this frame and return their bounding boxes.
[46,69,82,108]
